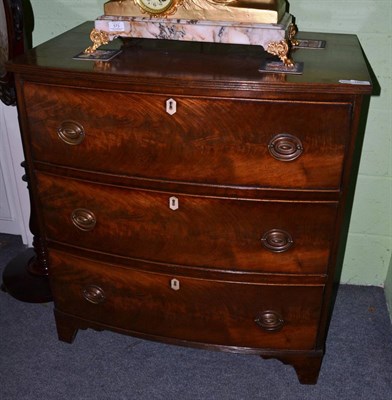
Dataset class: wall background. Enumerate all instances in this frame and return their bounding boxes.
[27,0,392,311]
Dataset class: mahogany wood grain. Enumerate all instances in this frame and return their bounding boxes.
[49,249,324,350]
[23,82,352,190]
[7,24,372,96]
[7,22,373,384]
[36,171,338,274]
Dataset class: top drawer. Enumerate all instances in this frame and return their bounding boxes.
[23,82,352,190]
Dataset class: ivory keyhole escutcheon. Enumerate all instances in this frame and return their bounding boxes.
[170,279,180,291]
[169,196,179,210]
[166,98,177,115]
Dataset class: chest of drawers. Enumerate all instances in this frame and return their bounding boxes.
[8,23,372,384]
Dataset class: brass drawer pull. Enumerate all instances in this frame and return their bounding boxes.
[82,285,106,305]
[268,133,303,161]
[71,208,96,231]
[57,120,85,145]
[255,310,284,332]
[261,229,293,253]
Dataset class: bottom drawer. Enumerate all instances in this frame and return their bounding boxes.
[49,250,324,350]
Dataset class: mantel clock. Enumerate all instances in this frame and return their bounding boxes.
[85,0,298,67]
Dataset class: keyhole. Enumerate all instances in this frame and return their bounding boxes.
[166,98,177,115]
[169,196,179,210]
[170,278,180,291]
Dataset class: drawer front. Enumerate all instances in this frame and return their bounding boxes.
[24,82,351,190]
[49,250,324,350]
[37,172,337,274]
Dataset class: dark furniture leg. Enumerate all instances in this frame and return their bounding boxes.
[262,351,323,385]
[1,162,52,303]
[54,309,79,343]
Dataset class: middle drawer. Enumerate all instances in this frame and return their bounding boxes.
[36,172,338,274]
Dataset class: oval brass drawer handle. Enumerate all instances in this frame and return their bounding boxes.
[268,133,303,161]
[261,229,293,253]
[82,285,106,305]
[57,120,85,145]
[71,208,96,231]
[255,310,284,332]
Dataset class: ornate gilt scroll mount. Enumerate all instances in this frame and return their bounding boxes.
[84,29,110,54]
[266,40,293,66]
[288,23,299,47]
[266,23,298,67]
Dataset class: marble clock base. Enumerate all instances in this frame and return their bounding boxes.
[87,12,298,67]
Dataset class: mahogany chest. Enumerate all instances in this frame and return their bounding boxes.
[8,23,372,384]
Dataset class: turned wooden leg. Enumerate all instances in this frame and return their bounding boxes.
[1,162,52,303]
[1,247,52,302]
[262,351,323,385]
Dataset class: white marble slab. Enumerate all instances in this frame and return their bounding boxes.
[94,13,292,50]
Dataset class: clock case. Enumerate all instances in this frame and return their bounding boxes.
[85,0,299,68]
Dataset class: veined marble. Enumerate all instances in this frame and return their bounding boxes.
[94,13,292,49]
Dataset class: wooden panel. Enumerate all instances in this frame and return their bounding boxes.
[7,22,373,384]
[25,82,351,190]
[49,249,324,350]
[37,172,337,274]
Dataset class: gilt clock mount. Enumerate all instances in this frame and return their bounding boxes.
[85,0,300,68]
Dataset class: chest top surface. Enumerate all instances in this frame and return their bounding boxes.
[7,22,372,96]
